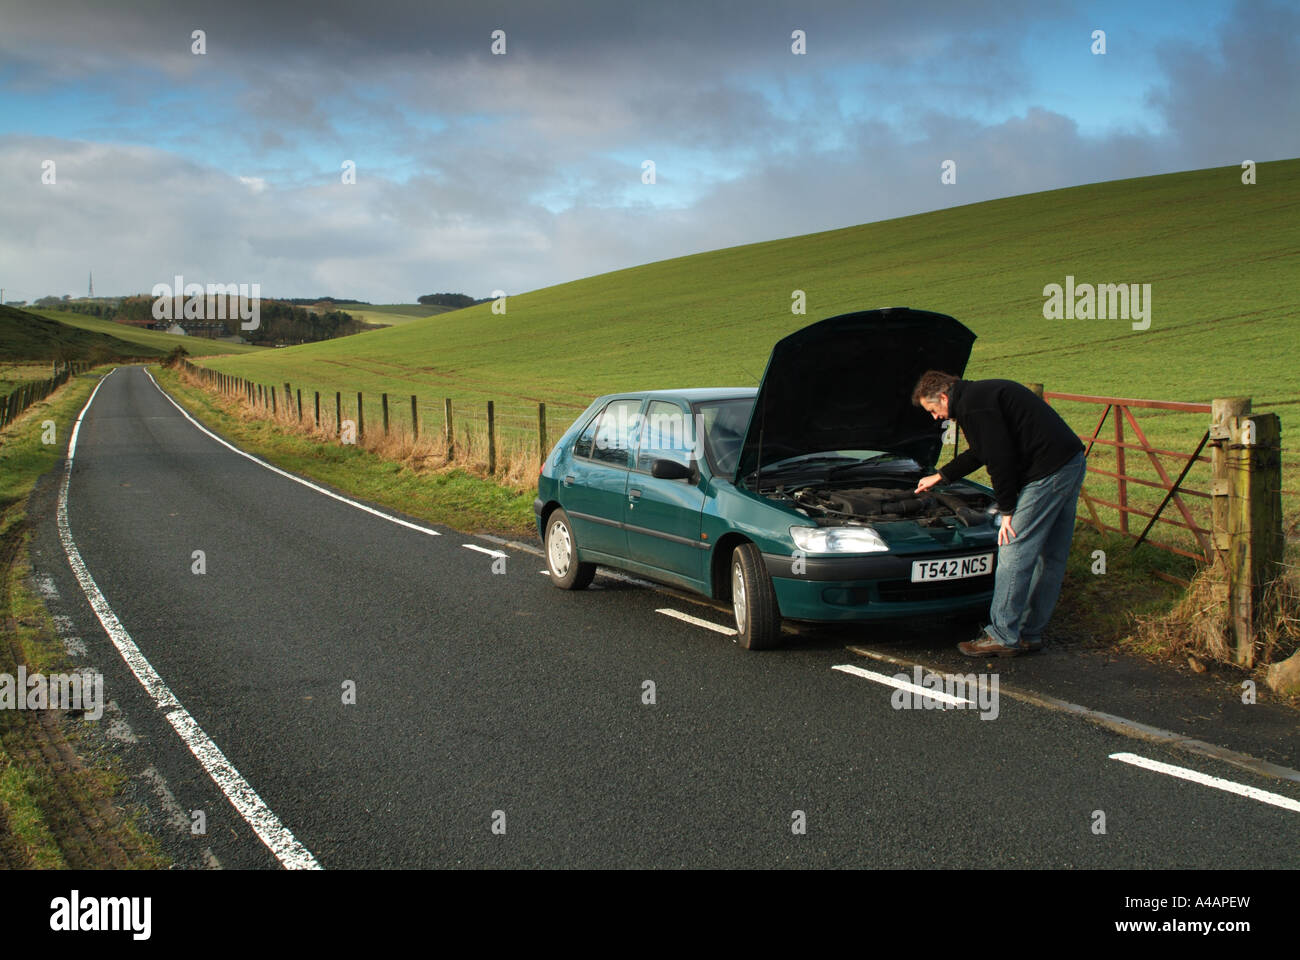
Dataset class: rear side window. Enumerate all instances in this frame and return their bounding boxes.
[576,399,642,467]
[572,410,601,459]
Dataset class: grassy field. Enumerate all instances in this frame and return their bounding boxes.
[349,303,460,328]
[189,159,1300,551]
[27,309,262,357]
[0,361,65,396]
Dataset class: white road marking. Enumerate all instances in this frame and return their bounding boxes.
[140,765,194,835]
[32,573,59,599]
[51,615,88,656]
[480,534,543,556]
[832,663,974,706]
[106,718,139,743]
[1109,752,1300,813]
[139,767,223,868]
[845,644,1300,786]
[144,368,440,538]
[59,369,321,870]
[462,543,507,558]
[656,608,737,636]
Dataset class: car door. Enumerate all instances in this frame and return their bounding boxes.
[622,399,708,584]
[562,398,641,560]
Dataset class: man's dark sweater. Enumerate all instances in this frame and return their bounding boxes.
[938,379,1084,513]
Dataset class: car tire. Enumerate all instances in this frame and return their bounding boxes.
[731,542,781,650]
[545,508,596,590]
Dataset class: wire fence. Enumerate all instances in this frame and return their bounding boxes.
[0,361,94,429]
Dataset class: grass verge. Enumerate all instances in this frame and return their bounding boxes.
[0,367,169,869]
[153,364,537,539]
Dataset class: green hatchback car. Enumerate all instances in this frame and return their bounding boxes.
[534,307,1001,649]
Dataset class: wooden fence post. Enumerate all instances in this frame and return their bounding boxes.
[411,395,419,440]
[444,398,453,459]
[314,391,321,429]
[335,392,342,436]
[487,401,496,475]
[382,394,389,436]
[1210,398,1283,667]
[1211,397,1250,661]
[538,402,547,463]
[297,388,302,422]
[357,392,364,439]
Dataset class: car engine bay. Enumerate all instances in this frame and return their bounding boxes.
[762,476,997,527]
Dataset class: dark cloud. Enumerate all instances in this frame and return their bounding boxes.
[1147,0,1300,165]
[0,1,1292,302]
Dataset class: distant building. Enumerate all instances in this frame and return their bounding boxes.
[153,320,224,339]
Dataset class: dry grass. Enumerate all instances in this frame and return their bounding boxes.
[177,364,539,492]
[1130,545,1300,666]
[1259,556,1300,666]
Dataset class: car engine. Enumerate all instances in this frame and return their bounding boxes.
[769,478,996,527]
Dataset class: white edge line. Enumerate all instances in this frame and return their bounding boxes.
[59,368,321,869]
[1109,752,1300,814]
[462,543,507,558]
[655,608,738,636]
[144,367,440,537]
[832,663,973,706]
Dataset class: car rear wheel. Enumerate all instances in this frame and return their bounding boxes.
[731,542,781,650]
[545,508,596,590]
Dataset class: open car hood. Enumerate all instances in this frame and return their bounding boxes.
[735,307,975,482]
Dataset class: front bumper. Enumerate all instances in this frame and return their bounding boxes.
[763,548,995,621]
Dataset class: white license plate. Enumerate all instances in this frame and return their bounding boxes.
[910,553,994,583]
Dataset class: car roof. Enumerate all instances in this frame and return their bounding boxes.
[593,387,757,404]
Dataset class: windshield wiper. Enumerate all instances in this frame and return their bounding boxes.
[744,455,857,484]
[822,454,909,480]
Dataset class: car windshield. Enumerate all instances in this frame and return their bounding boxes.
[693,397,756,477]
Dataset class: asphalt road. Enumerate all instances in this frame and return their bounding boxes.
[23,365,1300,869]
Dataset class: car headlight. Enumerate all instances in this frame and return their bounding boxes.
[789,524,889,554]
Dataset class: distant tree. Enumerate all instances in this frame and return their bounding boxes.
[417,293,475,309]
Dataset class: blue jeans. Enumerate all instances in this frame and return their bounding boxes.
[985,451,1087,648]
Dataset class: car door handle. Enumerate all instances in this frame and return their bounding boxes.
[628,488,642,500]
[563,475,575,486]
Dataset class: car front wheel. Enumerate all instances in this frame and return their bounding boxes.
[731,542,781,650]
[545,508,596,590]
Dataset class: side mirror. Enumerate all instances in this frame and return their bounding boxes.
[650,458,693,481]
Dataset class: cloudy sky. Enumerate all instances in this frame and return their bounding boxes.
[1,0,1295,303]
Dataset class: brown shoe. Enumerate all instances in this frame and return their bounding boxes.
[957,633,1022,658]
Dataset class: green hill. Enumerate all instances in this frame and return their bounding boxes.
[0,306,166,363]
[194,159,1299,443]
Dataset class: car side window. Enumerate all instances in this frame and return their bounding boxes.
[578,399,642,468]
[636,400,694,471]
[572,408,602,459]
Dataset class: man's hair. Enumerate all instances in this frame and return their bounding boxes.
[911,370,959,406]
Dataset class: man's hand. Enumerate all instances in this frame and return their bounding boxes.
[915,472,942,494]
[998,514,1017,545]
